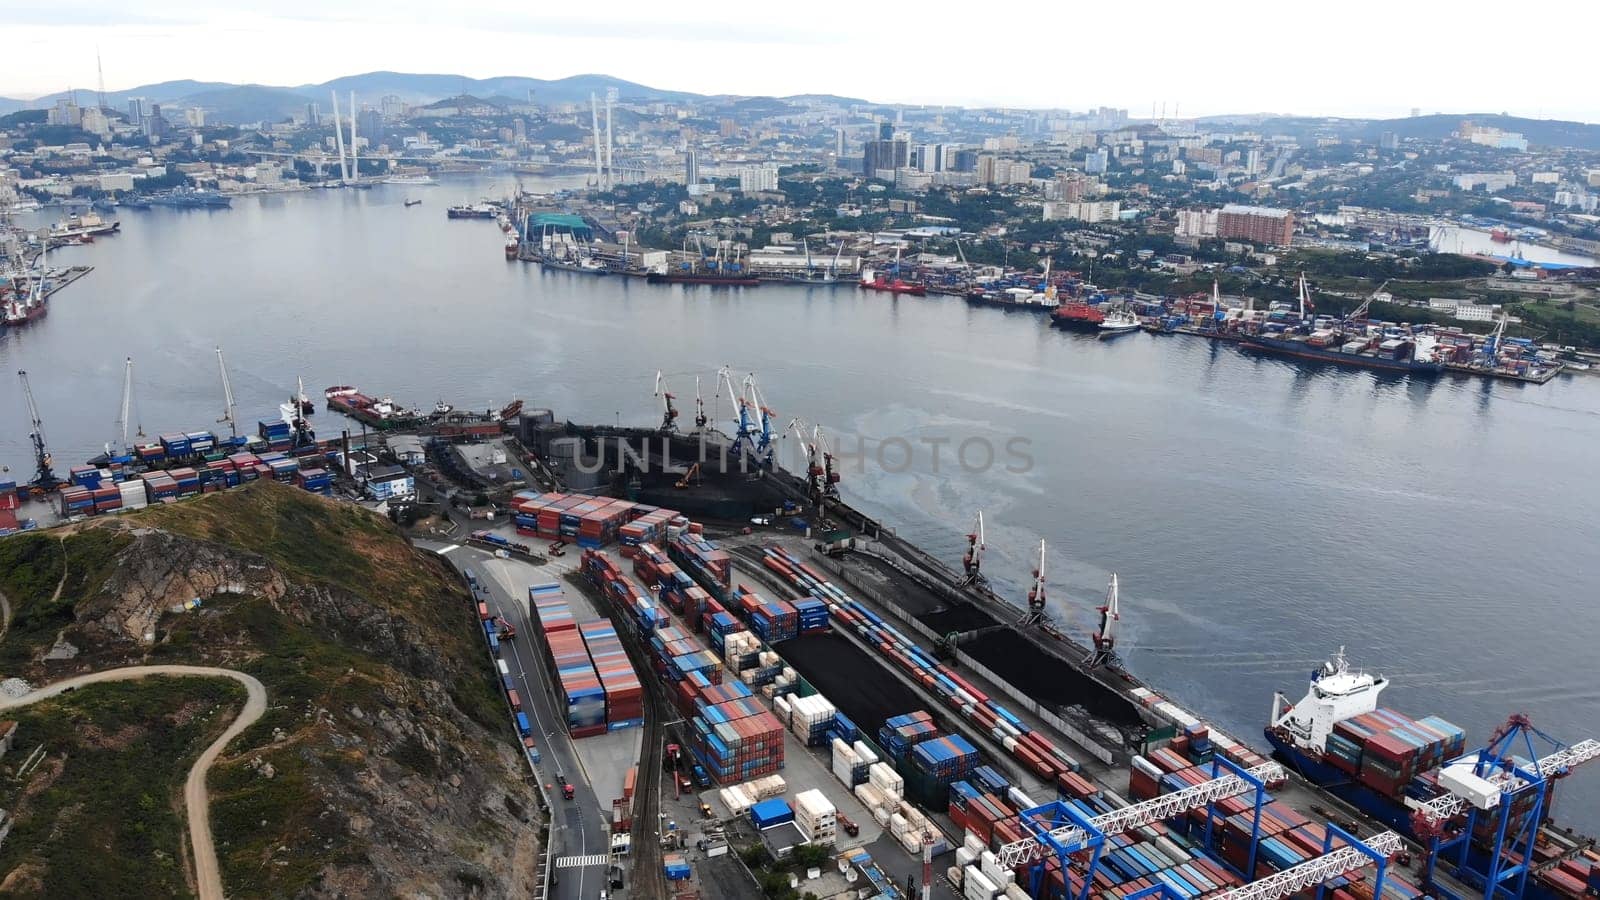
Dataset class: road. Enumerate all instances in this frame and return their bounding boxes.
[418,539,611,900]
[0,664,267,900]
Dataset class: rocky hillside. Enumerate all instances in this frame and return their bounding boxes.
[0,481,540,898]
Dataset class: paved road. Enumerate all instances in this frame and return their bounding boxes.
[0,664,267,900]
[418,540,611,900]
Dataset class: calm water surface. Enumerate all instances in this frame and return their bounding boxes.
[5,178,1598,825]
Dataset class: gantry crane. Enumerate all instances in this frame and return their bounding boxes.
[214,346,238,439]
[17,369,60,493]
[653,370,679,433]
[1000,759,1287,900]
[1409,715,1599,900]
[957,511,986,587]
[1018,540,1049,627]
[1086,573,1121,669]
[1209,829,1403,900]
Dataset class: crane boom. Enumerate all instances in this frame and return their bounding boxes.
[693,376,707,430]
[215,346,238,438]
[654,370,679,433]
[1209,832,1402,900]
[1409,738,1600,826]
[959,511,986,586]
[17,369,60,491]
[997,762,1288,867]
[1088,573,1121,667]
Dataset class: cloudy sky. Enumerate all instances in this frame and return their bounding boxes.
[4,0,1595,122]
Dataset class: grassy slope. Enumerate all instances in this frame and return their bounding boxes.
[0,482,514,898]
[0,678,246,899]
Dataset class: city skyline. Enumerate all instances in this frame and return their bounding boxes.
[3,0,1596,123]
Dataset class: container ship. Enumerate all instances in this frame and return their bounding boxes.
[1051,299,1107,331]
[323,386,425,430]
[1239,330,1445,374]
[1267,649,1598,900]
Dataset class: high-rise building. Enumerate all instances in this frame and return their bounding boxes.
[878,121,894,141]
[915,143,948,173]
[513,117,526,143]
[127,97,145,125]
[1085,148,1110,174]
[185,107,206,128]
[1379,131,1399,151]
[80,107,110,138]
[359,109,383,142]
[1175,208,1219,238]
[737,163,778,193]
[145,104,168,142]
[684,148,699,186]
[1244,148,1262,176]
[952,149,978,173]
[835,128,845,159]
[863,139,907,177]
[306,102,321,126]
[1216,204,1295,247]
[719,118,738,138]
[47,98,81,127]
[380,95,405,119]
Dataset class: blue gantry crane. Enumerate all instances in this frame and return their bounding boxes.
[1409,715,1599,900]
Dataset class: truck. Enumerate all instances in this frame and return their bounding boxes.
[497,620,517,641]
[515,711,532,737]
[522,736,541,765]
[506,689,522,712]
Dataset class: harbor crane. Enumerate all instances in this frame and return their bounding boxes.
[1480,312,1510,368]
[693,376,708,431]
[1409,715,1599,900]
[17,369,60,493]
[830,241,846,282]
[787,417,822,488]
[714,366,754,451]
[653,370,680,433]
[1086,573,1121,669]
[106,356,142,463]
[1002,758,1295,900]
[214,346,238,438]
[957,511,987,587]
[741,373,776,467]
[1343,279,1392,325]
[812,425,841,499]
[1018,540,1049,628]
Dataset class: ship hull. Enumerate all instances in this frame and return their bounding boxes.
[1052,316,1104,332]
[539,259,610,275]
[646,273,759,286]
[965,294,1055,313]
[860,281,925,296]
[1240,337,1444,374]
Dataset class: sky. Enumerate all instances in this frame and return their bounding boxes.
[4,0,1596,123]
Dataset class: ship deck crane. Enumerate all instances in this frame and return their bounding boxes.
[1086,573,1121,668]
[106,356,141,463]
[214,346,238,438]
[1018,540,1048,627]
[17,369,60,494]
[1410,715,1599,900]
[957,511,986,587]
[653,370,679,433]
[1001,759,1286,900]
[1343,279,1391,325]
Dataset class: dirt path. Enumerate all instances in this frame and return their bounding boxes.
[0,665,267,900]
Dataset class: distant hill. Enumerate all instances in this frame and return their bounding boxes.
[0,96,25,116]
[179,84,318,124]
[1361,114,1600,151]
[303,70,697,106]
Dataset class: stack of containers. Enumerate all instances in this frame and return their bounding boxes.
[258,418,292,450]
[668,532,732,602]
[691,697,784,785]
[548,628,606,738]
[579,620,644,731]
[832,738,866,787]
[792,597,829,634]
[166,467,201,496]
[229,452,262,481]
[906,734,981,811]
[90,485,122,514]
[748,596,799,644]
[828,711,859,745]
[140,471,179,503]
[793,789,837,844]
[662,853,691,881]
[159,432,193,458]
[879,711,940,762]
[59,485,96,516]
[118,477,148,510]
[787,694,837,747]
[868,761,904,799]
[185,430,216,455]
[720,631,761,674]
[69,465,102,489]
[266,457,299,483]
[0,480,17,511]
[296,468,333,495]
[678,671,751,720]
[135,442,166,464]
[947,781,1018,847]
[618,506,679,549]
[528,582,577,635]
[1327,708,1465,798]
[705,610,744,655]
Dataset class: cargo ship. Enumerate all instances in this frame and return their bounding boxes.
[1266,649,1597,900]
[965,286,1058,312]
[1051,300,1106,331]
[858,274,926,296]
[1491,228,1513,243]
[1239,330,1444,374]
[646,270,759,287]
[539,254,610,275]
[48,212,119,240]
[145,189,232,209]
[446,203,498,219]
[323,385,425,430]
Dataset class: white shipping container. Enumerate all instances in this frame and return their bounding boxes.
[1004,885,1030,900]
[965,866,998,900]
[873,806,890,826]
[869,762,903,796]
[1005,787,1037,811]
[955,847,976,867]
[889,813,909,838]
[948,866,964,887]
[852,741,878,766]
[964,833,984,854]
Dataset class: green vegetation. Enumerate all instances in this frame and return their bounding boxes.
[1512,299,1600,347]
[739,840,836,899]
[0,529,132,671]
[0,678,246,900]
